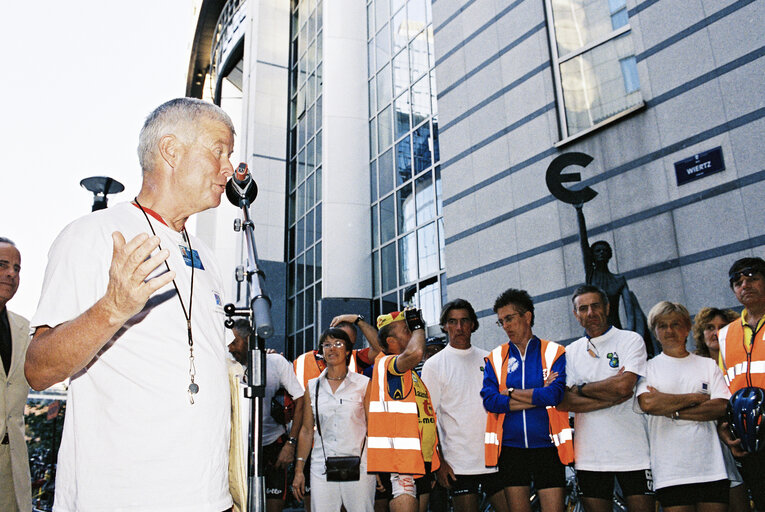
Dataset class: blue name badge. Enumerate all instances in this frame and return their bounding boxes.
[179,245,205,270]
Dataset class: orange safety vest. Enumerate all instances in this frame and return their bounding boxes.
[367,353,440,476]
[294,350,360,391]
[719,320,765,393]
[484,339,574,466]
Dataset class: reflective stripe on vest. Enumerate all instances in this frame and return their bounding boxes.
[366,354,438,475]
[720,321,765,392]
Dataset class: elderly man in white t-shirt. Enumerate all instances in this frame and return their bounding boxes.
[421,299,510,512]
[25,98,237,512]
[559,285,654,512]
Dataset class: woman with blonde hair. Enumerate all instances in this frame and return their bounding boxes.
[637,301,730,512]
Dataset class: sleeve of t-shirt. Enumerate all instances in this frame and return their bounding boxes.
[276,355,306,400]
[565,343,579,387]
[708,360,731,400]
[31,218,112,331]
[621,332,648,378]
[420,358,442,412]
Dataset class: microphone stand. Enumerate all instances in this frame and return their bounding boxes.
[224,169,273,512]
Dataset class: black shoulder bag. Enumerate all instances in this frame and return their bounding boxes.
[315,376,364,481]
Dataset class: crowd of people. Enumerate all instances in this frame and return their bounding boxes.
[0,97,763,512]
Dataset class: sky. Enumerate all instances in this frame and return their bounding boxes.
[0,0,199,317]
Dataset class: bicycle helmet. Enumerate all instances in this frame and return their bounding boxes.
[727,386,765,453]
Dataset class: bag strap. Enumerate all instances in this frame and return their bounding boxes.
[314,375,366,460]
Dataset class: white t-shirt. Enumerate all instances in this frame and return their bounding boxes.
[566,327,650,471]
[32,202,232,512]
[421,344,496,475]
[237,353,305,447]
[635,353,730,490]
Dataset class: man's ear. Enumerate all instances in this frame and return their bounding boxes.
[158,134,182,168]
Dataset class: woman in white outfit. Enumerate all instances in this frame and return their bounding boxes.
[637,302,730,512]
[292,328,375,511]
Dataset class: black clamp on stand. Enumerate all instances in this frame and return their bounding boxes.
[224,162,273,512]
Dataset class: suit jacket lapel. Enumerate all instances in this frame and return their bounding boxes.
[7,312,29,380]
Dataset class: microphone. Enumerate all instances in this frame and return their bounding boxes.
[226,162,258,206]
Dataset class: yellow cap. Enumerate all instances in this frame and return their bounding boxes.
[376,311,405,329]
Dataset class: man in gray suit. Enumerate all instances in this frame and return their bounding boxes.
[0,236,31,511]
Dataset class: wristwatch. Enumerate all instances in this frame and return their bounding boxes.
[355,314,364,325]
[287,436,297,445]
[507,387,515,398]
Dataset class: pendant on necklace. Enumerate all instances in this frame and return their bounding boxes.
[189,382,199,394]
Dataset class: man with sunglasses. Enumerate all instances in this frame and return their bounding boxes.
[559,285,654,512]
[717,257,765,510]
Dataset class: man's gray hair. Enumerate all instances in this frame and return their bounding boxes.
[137,97,235,173]
[0,237,16,246]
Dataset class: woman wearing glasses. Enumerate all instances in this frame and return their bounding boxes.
[291,328,376,511]
[637,302,730,512]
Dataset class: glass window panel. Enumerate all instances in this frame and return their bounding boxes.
[378,104,393,151]
[398,232,417,284]
[392,0,406,13]
[379,148,394,196]
[316,242,322,280]
[291,7,300,38]
[306,138,315,176]
[381,242,397,292]
[394,91,411,138]
[316,0,323,29]
[368,78,377,116]
[297,253,305,291]
[316,281,322,301]
[367,2,375,39]
[370,118,378,157]
[288,191,296,225]
[393,50,410,97]
[620,56,639,93]
[418,278,439,326]
[299,23,307,55]
[411,74,430,126]
[375,0,389,32]
[406,0,427,37]
[306,208,315,246]
[379,194,396,243]
[316,129,322,165]
[409,31,428,81]
[395,136,412,186]
[377,63,392,111]
[376,24,391,72]
[288,260,296,295]
[430,69,438,119]
[307,12,315,43]
[382,292,398,314]
[315,202,322,240]
[316,165,322,201]
[438,217,445,270]
[373,298,382,322]
[412,122,432,173]
[317,28,323,62]
[297,217,305,255]
[316,95,322,128]
[307,40,316,71]
[305,247,314,285]
[372,203,379,248]
[391,7,408,54]
[552,0,628,56]
[415,171,434,225]
[435,165,442,215]
[370,159,378,201]
[559,34,641,134]
[306,286,314,325]
[297,182,305,217]
[373,250,380,296]
[368,39,375,77]
[307,107,315,142]
[432,118,439,163]
[288,225,296,260]
[298,109,306,146]
[317,63,323,91]
[289,158,297,190]
[296,290,304,329]
[397,183,415,234]
[307,72,316,107]
[306,170,314,209]
[417,222,438,277]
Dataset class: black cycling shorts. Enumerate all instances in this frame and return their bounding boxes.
[656,479,728,507]
[577,469,654,500]
[450,472,505,498]
[498,446,566,490]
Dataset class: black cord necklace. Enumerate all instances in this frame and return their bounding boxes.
[134,197,199,404]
